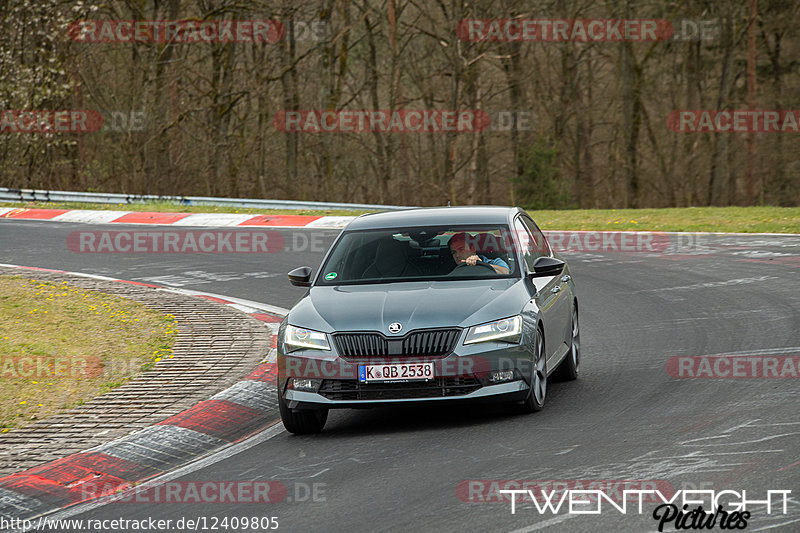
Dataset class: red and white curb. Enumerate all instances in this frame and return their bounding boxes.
[2,207,798,238]
[0,207,355,228]
[0,264,286,522]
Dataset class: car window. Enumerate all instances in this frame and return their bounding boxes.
[513,219,538,272]
[520,216,551,257]
[316,225,518,285]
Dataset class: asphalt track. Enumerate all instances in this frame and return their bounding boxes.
[1,220,799,532]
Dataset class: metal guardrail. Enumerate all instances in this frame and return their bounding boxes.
[0,187,410,211]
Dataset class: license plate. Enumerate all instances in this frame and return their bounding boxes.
[358,362,435,383]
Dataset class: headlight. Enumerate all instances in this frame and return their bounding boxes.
[284,325,330,351]
[464,316,522,345]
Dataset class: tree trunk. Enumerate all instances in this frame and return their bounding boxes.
[279,11,300,199]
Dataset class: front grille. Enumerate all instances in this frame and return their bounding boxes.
[402,329,460,356]
[318,377,481,401]
[333,328,461,359]
[333,333,387,357]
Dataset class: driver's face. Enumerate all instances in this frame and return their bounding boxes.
[450,246,473,264]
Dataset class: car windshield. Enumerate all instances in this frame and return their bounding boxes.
[316,225,519,285]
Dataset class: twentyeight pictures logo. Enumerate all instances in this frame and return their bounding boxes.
[458,481,792,531]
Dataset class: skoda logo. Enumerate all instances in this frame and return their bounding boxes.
[388,322,403,334]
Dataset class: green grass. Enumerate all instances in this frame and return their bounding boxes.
[529,207,800,233]
[2,201,799,233]
[0,276,177,431]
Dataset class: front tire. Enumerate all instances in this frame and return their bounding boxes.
[279,391,328,434]
[518,325,547,413]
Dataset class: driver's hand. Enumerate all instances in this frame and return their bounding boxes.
[463,254,480,266]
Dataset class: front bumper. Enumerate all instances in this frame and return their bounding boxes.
[283,379,530,409]
[278,342,534,410]
[278,318,536,410]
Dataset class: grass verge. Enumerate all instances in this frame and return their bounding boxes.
[0,275,177,432]
[529,206,800,233]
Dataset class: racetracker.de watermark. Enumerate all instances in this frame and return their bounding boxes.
[67,230,285,253]
[273,110,491,133]
[281,355,492,380]
[71,480,326,505]
[458,19,677,42]
[0,110,104,133]
[274,110,535,132]
[0,110,148,133]
[457,19,718,42]
[666,356,800,378]
[0,356,179,379]
[543,231,673,253]
[69,20,285,43]
[457,479,675,504]
[668,110,800,133]
[75,481,301,504]
[0,355,103,379]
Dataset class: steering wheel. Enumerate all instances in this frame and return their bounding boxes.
[448,261,497,276]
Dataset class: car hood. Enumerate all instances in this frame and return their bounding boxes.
[289,279,527,333]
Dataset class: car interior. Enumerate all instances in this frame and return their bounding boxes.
[329,230,516,282]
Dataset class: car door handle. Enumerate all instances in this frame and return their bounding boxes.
[551,286,561,294]
[561,275,571,282]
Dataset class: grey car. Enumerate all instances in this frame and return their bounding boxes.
[278,206,579,433]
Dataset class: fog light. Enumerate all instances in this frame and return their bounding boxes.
[488,370,515,383]
[288,378,322,392]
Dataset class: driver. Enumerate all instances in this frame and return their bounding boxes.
[448,232,509,274]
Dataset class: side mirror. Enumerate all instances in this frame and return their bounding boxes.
[531,256,565,277]
[288,266,313,287]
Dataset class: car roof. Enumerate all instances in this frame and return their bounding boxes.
[345,206,523,230]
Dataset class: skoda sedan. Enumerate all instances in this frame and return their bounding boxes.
[278,207,579,433]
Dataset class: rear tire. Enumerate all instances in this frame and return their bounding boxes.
[554,304,580,381]
[279,392,328,434]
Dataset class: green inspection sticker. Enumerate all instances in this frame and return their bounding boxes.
[325,272,338,280]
